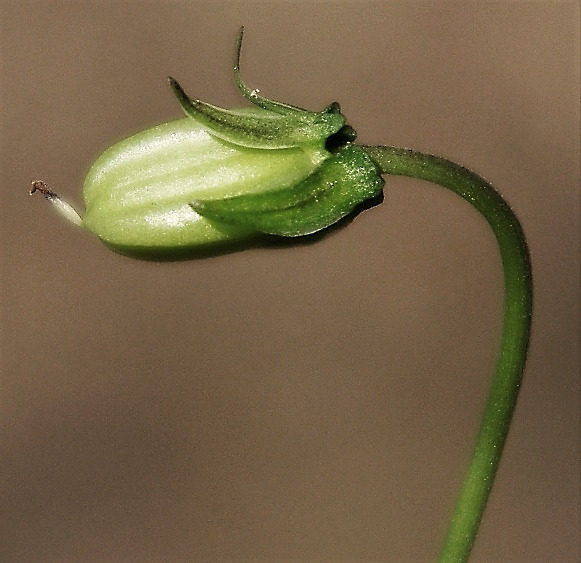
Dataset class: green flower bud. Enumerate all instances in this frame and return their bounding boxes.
[31,28,384,260]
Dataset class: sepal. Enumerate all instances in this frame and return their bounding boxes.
[190,144,384,237]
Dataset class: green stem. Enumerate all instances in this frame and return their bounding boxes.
[361,145,533,562]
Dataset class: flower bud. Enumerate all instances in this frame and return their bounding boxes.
[32,28,384,260]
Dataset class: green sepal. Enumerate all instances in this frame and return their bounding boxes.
[190,144,384,236]
[168,77,345,150]
[233,29,344,119]
[233,27,305,116]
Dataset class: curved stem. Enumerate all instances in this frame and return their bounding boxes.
[361,145,533,562]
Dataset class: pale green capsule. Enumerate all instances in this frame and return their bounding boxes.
[81,115,330,258]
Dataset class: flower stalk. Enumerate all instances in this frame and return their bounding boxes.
[362,145,533,562]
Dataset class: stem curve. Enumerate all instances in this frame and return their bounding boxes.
[361,145,533,562]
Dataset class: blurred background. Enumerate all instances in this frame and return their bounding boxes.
[1,2,579,561]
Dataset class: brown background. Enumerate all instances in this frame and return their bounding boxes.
[1,2,579,561]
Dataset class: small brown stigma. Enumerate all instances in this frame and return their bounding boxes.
[30,180,57,199]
